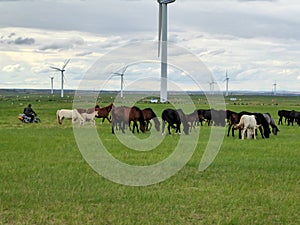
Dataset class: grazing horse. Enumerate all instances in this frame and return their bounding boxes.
[185,111,199,132]
[196,109,206,126]
[94,103,113,123]
[211,109,226,127]
[226,110,239,137]
[237,111,271,139]
[111,106,146,134]
[142,108,160,131]
[234,115,260,140]
[202,109,212,126]
[56,109,84,125]
[161,109,189,135]
[263,113,280,135]
[278,109,292,125]
[81,111,99,126]
[289,110,300,126]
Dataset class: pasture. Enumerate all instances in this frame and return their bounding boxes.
[0,91,299,225]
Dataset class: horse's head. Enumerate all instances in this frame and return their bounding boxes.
[183,123,189,135]
[272,126,280,135]
[140,121,146,133]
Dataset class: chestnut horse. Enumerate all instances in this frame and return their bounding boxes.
[111,106,146,134]
[142,108,160,131]
[94,103,113,123]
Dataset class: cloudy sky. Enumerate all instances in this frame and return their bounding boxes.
[0,0,299,93]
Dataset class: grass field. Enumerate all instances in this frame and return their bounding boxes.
[0,92,299,224]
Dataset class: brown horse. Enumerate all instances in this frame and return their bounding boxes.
[142,108,160,131]
[94,103,113,123]
[185,111,200,132]
[111,106,146,134]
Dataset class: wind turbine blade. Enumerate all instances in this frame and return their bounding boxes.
[122,65,128,74]
[50,66,62,71]
[158,3,162,57]
[62,59,70,70]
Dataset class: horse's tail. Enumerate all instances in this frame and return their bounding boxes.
[56,110,62,125]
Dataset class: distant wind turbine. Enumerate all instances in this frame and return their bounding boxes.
[112,65,128,98]
[224,70,230,97]
[49,76,54,95]
[50,59,70,98]
[157,0,176,103]
[209,80,216,95]
[273,80,277,96]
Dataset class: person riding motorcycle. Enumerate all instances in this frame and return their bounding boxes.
[23,104,37,123]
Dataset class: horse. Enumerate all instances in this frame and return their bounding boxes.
[289,110,300,126]
[142,108,160,131]
[161,109,189,135]
[196,109,206,126]
[278,109,292,125]
[56,109,84,125]
[226,110,239,137]
[111,106,146,134]
[94,103,113,123]
[211,109,226,127]
[81,111,99,126]
[263,113,280,135]
[234,115,260,140]
[237,111,271,139]
[185,111,199,132]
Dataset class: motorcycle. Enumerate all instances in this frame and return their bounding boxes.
[18,113,41,123]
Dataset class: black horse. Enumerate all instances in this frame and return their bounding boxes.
[226,110,239,137]
[161,109,189,135]
[236,111,271,139]
[289,110,300,126]
[278,109,292,125]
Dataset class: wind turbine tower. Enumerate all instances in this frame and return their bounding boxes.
[50,59,70,98]
[209,81,216,95]
[273,80,277,96]
[157,0,176,103]
[113,65,128,98]
[225,70,230,97]
[49,76,54,95]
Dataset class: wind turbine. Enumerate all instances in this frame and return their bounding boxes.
[112,65,128,98]
[49,76,54,95]
[157,0,176,103]
[273,80,277,96]
[50,59,70,98]
[209,80,216,95]
[224,70,230,97]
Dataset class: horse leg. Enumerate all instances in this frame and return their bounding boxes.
[122,121,125,133]
[111,121,115,134]
[241,128,246,140]
[168,124,171,135]
[258,126,264,138]
[162,120,166,135]
[227,124,232,137]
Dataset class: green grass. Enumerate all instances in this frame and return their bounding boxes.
[0,92,299,224]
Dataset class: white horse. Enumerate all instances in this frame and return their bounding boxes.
[56,109,84,125]
[81,111,98,126]
[234,114,260,140]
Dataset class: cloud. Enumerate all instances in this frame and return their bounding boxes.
[2,64,25,73]
[13,37,35,45]
[39,37,85,51]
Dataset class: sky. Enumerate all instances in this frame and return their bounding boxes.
[0,0,300,93]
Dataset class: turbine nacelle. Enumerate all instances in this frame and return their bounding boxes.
[158,0,175,4]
